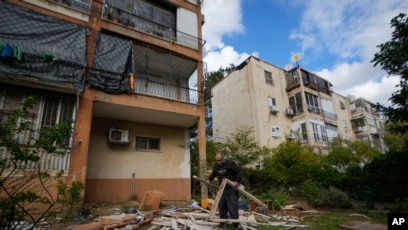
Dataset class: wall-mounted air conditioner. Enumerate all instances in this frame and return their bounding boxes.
[108,128,131,144]
[287,133,295,139]
[269,105,279,113]
[285,107,294,115]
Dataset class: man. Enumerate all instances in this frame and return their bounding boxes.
[208,153,242,229]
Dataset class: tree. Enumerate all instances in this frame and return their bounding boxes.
[217,126,264,167]
[371,13,408,133]
[262,141,320,188]
[0,96,83,229]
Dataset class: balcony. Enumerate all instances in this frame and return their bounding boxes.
[322,110,338,121]
[134,75,198,104]
[46,0,91,13]
[307,105,321,114]
[102,3,204,50]
[0,146,70,171]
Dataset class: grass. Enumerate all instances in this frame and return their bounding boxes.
[258,210,388,230]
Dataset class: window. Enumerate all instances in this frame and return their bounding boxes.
[289,92,303,114]
[300,123,308,142]
[264,71,273,85]
[40,96,76,147]
[136,137,161,151]
[305,92,320,113]
[311,122,327,142]
[0,85,76,147]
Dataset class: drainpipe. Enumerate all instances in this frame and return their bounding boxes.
[132,172,136,200]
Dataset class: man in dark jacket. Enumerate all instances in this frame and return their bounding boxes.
[208,153,242,228]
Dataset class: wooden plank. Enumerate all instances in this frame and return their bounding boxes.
[225,179,267,208]
[208,178,227,221]
[194,176,268,209]
[193,175,218,188]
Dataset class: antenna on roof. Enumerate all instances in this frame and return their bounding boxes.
[291,53,302,66]
[284,64,293,71]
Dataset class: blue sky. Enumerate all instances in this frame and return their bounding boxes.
[202,0,408,107]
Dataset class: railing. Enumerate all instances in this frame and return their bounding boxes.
[102,4,205,50]
[0,147,70,171]
[47,0,91,13]
[322,110,338,121]
[134,76,199,104]
[307,105,321,114]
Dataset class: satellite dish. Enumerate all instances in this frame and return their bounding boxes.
[291,53,302,63]
[284,64,293,71]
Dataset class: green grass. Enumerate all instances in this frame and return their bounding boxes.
[257,210,387,230]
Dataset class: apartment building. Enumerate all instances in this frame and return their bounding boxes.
[212,56,386,154]
[0,0,206,202]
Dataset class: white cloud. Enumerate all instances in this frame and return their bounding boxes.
[202,0,245,52]
[201,0,407,106]
[204,46,254,72]
[291,0,408,106]
[202,0,249,72]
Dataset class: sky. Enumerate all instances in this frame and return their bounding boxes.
[201,0,408,107]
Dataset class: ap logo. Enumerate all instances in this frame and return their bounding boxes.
[388,214,408,229]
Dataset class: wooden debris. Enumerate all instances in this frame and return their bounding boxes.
[139,189,164,211]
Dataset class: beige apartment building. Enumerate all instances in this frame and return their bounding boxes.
[0,0,206,202]
[212,56,386,154]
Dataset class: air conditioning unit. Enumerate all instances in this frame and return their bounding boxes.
[108,128,131,144]
[287,133,295,139]
[285,107,294,115]
[269,105,279,113]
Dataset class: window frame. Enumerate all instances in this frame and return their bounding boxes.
[136,136,161,151]
[264,71,273,85]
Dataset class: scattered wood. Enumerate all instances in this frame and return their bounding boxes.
[139,189,164,211]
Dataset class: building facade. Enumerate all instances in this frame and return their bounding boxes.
[0,0,206,202]
[212,56,386,154]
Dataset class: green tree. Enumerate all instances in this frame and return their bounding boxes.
[0,96,83,229]
[371,13,408,133]
[383,123,408,151]
[326,139,381,172]
[217,126,264,167]
[263,141,320,188]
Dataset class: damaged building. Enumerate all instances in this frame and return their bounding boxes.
[0,0,207,202]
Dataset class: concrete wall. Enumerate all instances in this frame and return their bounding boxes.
[211,66,255,141]
[84,117,191,202]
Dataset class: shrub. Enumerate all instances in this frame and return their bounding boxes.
[391,198,408,214]
[257,190,288,210]
[302,181,352,209]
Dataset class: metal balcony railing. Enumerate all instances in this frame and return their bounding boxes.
[102,4,205,50]
[134,75,199,104]
[0,146,71,171]
[47,0,91,13]
[322,110,338,121]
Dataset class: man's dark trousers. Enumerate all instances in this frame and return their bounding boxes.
[219,187,239,219]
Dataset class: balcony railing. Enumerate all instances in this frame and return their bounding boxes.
[322,110,338,121]
[102,4,204,50]
[47,0,91,13]
[0,147,70,171]
[134,76,199,104]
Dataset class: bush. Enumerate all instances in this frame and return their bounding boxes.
[257,190,288,210]
[391,198,408,214]
[302,181,352,209]
[319,187,353,209]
